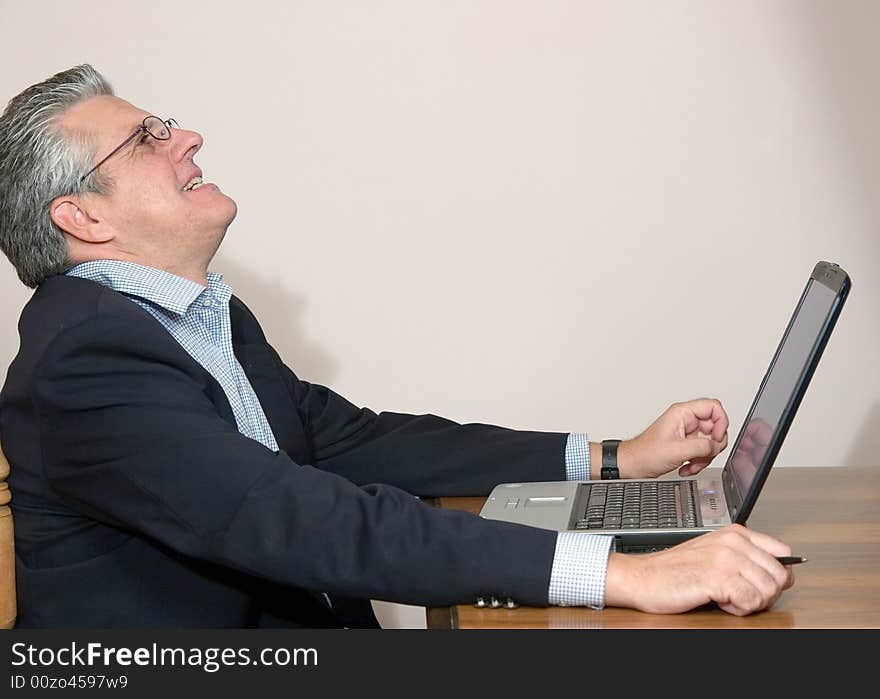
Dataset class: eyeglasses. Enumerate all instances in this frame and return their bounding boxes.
[80,116,179,183]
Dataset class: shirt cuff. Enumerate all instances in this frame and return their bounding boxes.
[547,532,614,609]
[565,432,591,481]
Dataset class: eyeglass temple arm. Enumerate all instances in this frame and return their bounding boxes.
[79,127,144,183]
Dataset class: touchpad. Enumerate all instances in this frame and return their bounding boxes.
[524,496,568,508]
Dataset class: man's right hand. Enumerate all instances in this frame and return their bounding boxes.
[604,525,795,616]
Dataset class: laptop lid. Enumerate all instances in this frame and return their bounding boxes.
[720,261,851,524]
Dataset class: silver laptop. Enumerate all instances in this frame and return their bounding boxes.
[480,261,851,552]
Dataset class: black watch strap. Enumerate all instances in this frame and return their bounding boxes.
[601,439,621,480]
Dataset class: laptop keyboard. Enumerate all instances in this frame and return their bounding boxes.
[574,480,699,530]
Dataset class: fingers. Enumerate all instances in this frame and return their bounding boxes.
[682,431,730,473]
[696,418,715,436]
[677,398,729,437]
[707,526,794,615]
[671,434,720,466]
[615,526,796,616]
[737,554,788,602]
[716,573,769,616]
[676,400,729,457]
[726,523,792,559]
[741,542,792,591]
[679,460,707,476]
[680,399,730,470]
[716,559,790,615]
[632,398,729,478]
[711,406,729,442]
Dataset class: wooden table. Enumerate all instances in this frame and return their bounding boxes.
[426,467,880,629]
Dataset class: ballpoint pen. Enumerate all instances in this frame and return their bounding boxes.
[776,556,808,565]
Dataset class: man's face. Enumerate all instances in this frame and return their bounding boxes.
[61,95,237,270]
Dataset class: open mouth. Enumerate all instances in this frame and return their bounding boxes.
[182,176,205,191]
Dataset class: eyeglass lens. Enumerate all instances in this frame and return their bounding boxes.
[144,116,175,140]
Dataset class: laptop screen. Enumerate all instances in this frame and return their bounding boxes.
[727,278,840,500]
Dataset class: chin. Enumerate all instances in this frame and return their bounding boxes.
[205,194,237,233]
[217,190,238,222]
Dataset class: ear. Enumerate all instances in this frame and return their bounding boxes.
[49,196,114,244]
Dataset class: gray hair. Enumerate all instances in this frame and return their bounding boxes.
[0,64,114,288]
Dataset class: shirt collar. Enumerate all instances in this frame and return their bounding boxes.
[66,260,231,316]
[205,271,232,305]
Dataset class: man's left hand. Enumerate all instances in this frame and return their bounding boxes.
[617,398,730,479]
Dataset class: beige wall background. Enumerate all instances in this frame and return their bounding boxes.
[1,1,877,628]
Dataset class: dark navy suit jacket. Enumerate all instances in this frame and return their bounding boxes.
[0,275,566,627]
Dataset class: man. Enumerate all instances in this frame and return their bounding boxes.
[0,65,794,628]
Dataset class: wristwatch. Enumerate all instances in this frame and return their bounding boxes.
[601,439,621,480]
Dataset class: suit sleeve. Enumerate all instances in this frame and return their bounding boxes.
[267,352,568,496]
[33,315,557,607]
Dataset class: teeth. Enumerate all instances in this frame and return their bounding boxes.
[183,176,203,191]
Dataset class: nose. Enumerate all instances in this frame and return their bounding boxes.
[170,127,203,163]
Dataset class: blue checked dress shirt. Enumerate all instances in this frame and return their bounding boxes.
[65,260,613,609]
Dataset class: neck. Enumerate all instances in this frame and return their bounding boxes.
[70,252,211,288]
[66,236,218,288]
[170,265,210,287]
